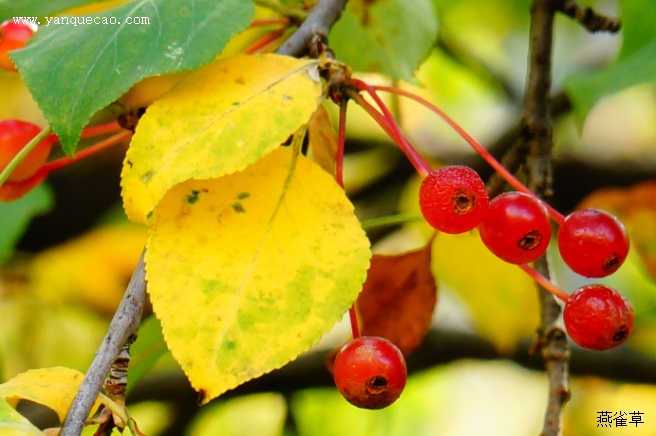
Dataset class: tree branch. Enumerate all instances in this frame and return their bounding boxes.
[557,0,620,33]
[61,250,147,435]
[522,1,570,435]
[275,0,349,57]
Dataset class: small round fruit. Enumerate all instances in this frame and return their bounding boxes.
[557,208,629,278]
[0,20,36,72]
[419,165,489,234]
[333,336,407,409]
[563,284,634,351]
[0,119,51,182]
[478,191,551,264]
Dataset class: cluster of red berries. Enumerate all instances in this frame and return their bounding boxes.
[0,20,35,72]
[418,165,634,351]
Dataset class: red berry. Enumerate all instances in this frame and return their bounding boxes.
[478,191,551,264]
[557,208,629,278]
[563,284,634,351]
[0,20,35,72]
[333,336,407,409]
[0,120,51,182]
[419,165,489,234]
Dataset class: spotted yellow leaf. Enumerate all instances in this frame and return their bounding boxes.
[0,367,124,426]
[121,53,323,223]
[146,146,371,403]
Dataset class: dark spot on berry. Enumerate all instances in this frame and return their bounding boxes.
[519,229,542,251]
[451,188,475,215]
[365,375,388,395]
[612,328,628,342]
[603,253,621,273]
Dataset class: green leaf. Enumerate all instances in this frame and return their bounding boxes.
[145,146,371,402]
[0,184,52,265]
[564,0,656,126]
[329,0,438,81]
[0,0,111,22]
[618,0,656,60]
[11,0,255,155]
[564,41,656,127]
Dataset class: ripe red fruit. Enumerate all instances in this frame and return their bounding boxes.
[0,20,35,72]
[563,284,634,351]
[478,191,551,264]
[333,336,407,409]
[419,165,489,234]
[557,208,629,278]
[0,119,51,182]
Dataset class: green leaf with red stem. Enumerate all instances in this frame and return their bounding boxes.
[11,0,254,155]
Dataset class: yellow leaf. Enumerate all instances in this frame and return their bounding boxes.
[0,367,119,423]
[431,230,539,352]
[146,146,371,403]
[121,54,323,223]
[307,104,338,175]
[30,223,147,315]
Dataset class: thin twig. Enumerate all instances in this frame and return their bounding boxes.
[61,250,147,435]
[557,0,620,33]
[522,1,571,435]
[275,0,348,57]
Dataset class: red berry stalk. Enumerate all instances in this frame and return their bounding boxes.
[335,98,361,339]
[517,264,569,303]
[243,24,291,54]
[345,81,432,177]
[369,85,566,226]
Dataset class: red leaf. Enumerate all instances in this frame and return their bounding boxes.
[357,243,437,355]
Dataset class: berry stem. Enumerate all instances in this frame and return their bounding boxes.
[352,80,432,177]
[40,130,132,174]
[348,305,361,339]
[244,25,290,54]
[250,18,291,28]
[335,97,361,340]
[371,85,566,225]
[0,124,52,187]
[79,121,123,139]
[517,263,569,302]
[345,87,430,178]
